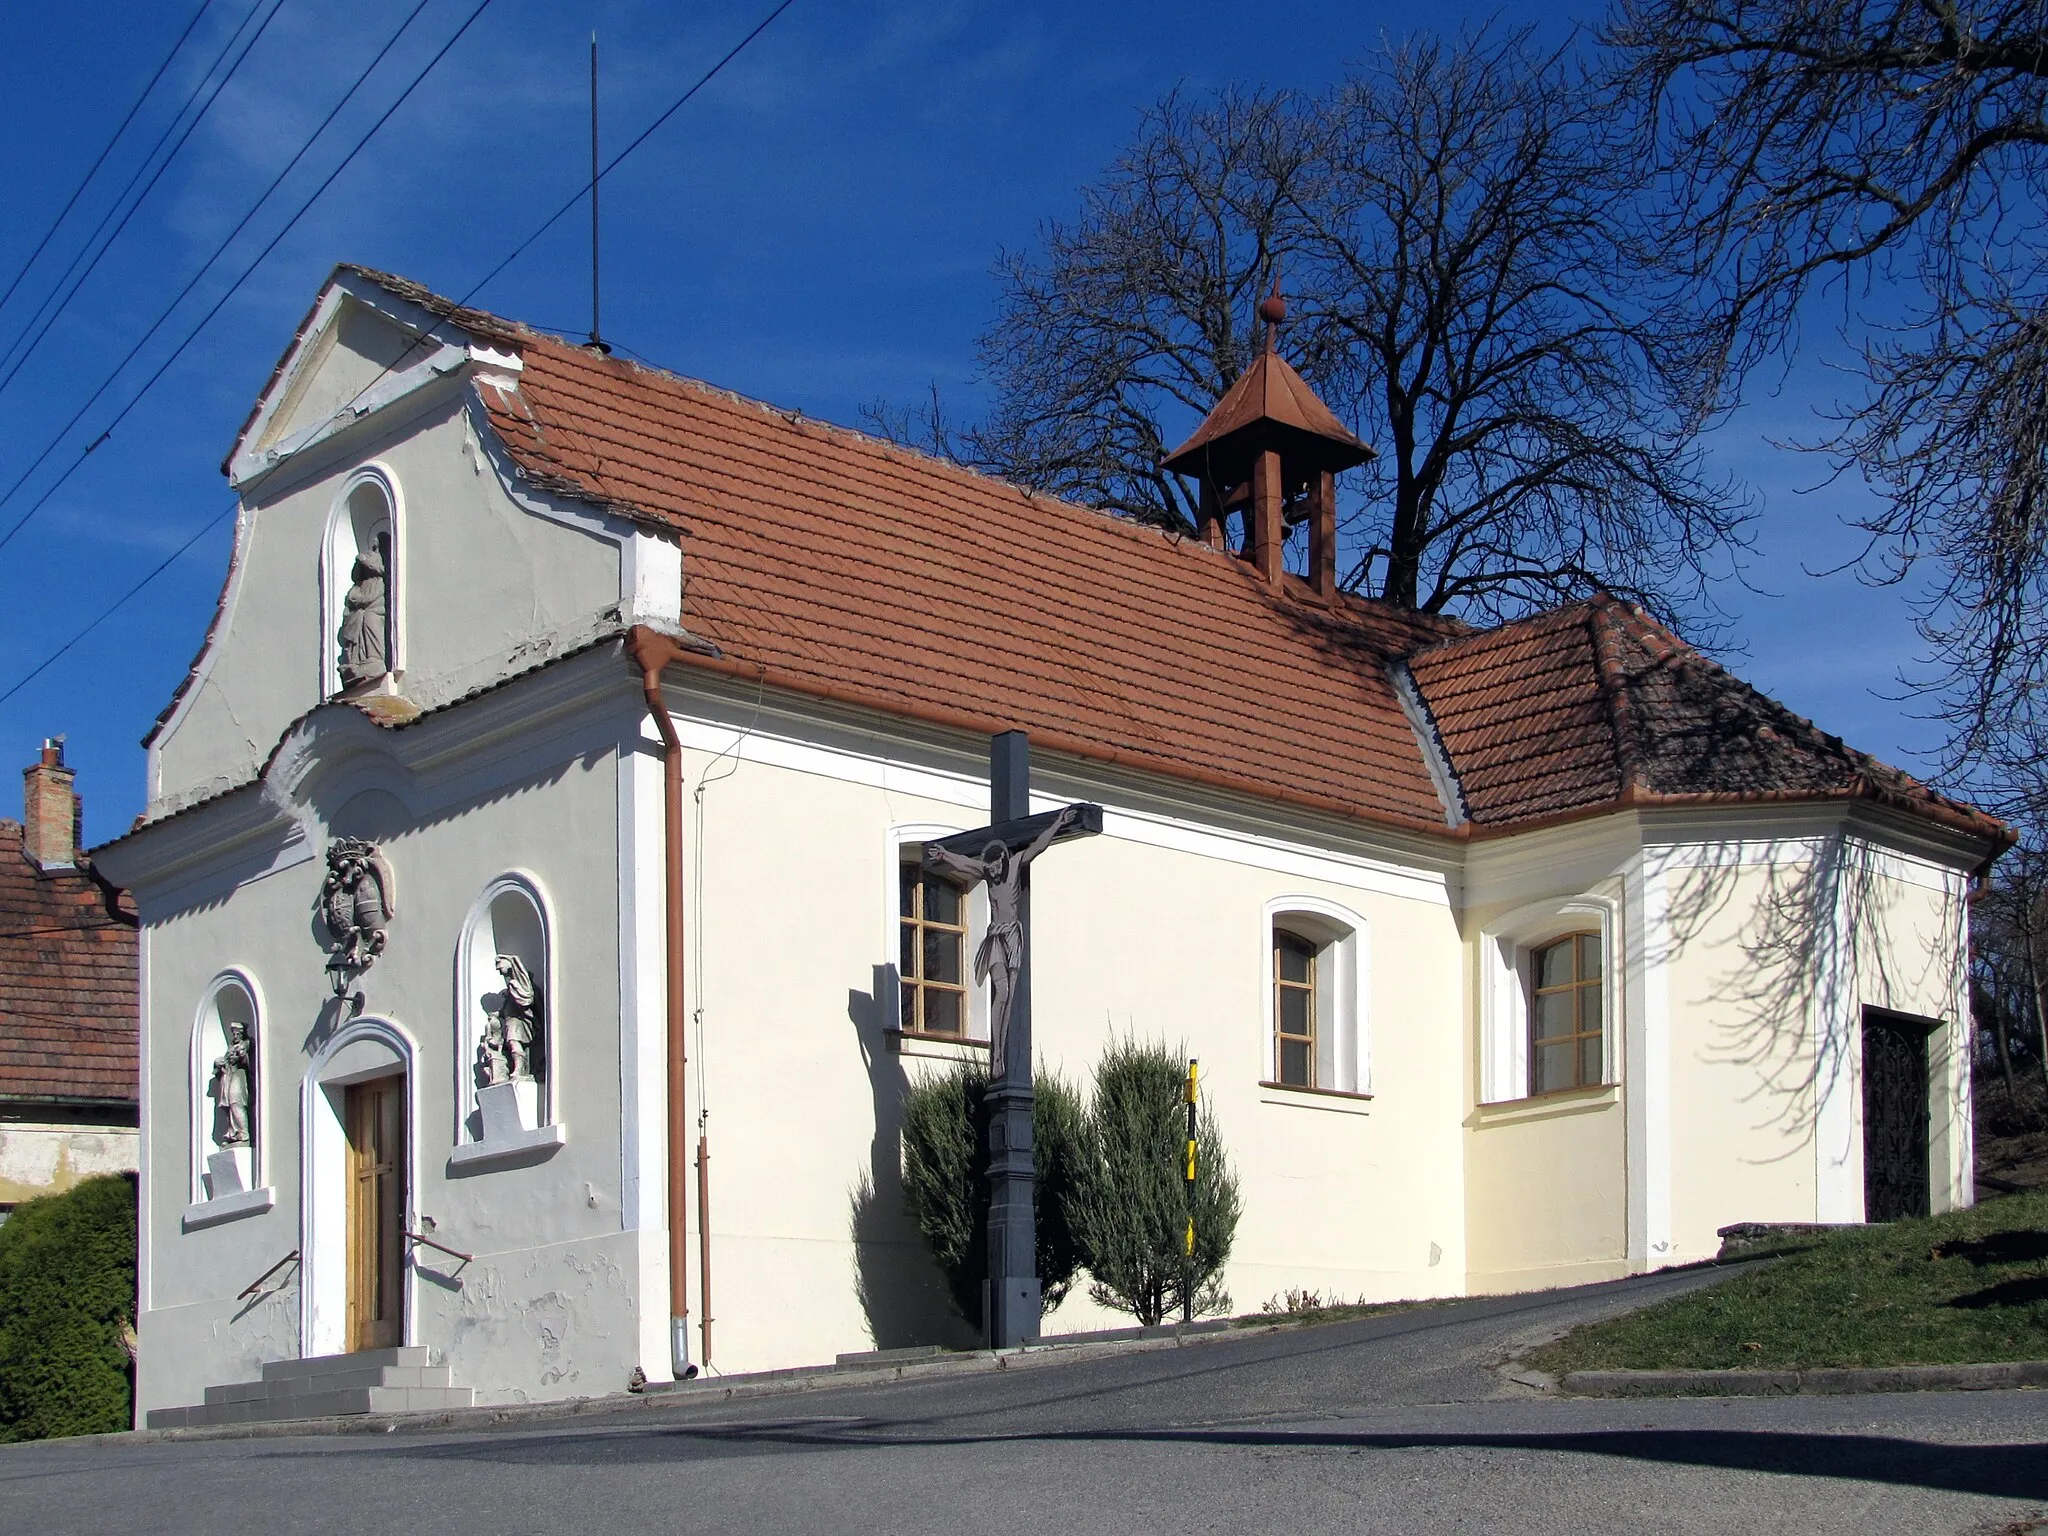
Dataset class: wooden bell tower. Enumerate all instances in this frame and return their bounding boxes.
[1160,286,1373,600]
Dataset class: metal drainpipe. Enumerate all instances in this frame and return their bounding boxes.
[627,626,697,1381]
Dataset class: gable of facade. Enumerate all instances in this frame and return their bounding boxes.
[100,265,2007,1421]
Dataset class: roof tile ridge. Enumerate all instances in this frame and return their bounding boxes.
[1586,596,1642,800]
[1602,600,2004,833]
[521,329,1151,533]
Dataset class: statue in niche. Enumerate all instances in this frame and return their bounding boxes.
[208,1020,254,1147]
[478,955,542,1087]
[336,544,389,690]
[320,838,397,993]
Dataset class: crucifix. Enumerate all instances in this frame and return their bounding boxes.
[924,730,1101,1347]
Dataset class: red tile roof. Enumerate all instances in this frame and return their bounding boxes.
[265,269,2006,854]
[1410,597,2006,840]
[0,824,137,1105]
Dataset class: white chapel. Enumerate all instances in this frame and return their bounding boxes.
[98,266,2006,1425]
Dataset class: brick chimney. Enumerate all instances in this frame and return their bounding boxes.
[23,737,79,870]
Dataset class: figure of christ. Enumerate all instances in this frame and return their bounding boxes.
[923,803,1083,1075]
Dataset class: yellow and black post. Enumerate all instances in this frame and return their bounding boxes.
[1182,1057,1198,1326]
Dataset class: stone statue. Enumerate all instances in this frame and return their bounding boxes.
[336,545,388,689]
[477,955,542,1087]
[208,1020,253,1147]
[922,803,1082,1074]
[320,837,397,993]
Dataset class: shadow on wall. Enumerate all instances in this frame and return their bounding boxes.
[1662,832,1963,1149]
[847,965,980,1353]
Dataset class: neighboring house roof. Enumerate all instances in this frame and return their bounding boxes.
[0,823,137,1105]
[194,264,2008,855]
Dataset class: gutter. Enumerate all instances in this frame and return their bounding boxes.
[623,625,720,1382]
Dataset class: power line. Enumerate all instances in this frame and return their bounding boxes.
[0,0,799,711]
[0,0,440,532]
[0,0,498,559]
[0,0,216,327]
[0,503,234,712]
[0,0,288,397]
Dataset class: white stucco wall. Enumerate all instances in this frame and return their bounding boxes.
[150,385,629,816]
[660,675,1468,1373]
[125,654,650,1415]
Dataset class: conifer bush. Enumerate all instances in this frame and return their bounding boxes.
[1075,1039,1240,1326]
[0,1173,137,1442]
[900,1061,1087,1329]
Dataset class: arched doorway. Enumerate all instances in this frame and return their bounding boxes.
[303,1018,415,1356]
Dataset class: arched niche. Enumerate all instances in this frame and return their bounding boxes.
[456,875,553,1144]
[321,466,403,699]
[190,972,262,1203]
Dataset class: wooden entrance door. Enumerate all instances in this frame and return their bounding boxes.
[344,1077,407,1352]
[1862,1010,1931,1223]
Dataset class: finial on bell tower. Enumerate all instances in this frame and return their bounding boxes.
[1160,279,1372,599]
[1258,277,1286,355]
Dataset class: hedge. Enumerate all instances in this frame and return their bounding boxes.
[0,1172,137,1442]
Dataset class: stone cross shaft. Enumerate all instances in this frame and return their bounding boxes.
[921,731,1100,1348]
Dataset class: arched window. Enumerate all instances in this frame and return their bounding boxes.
[1264,900,1368,1095]
[190,973,263,1209]
[1478,894,1617,1104]
[322,468,401,698]
[456,876,553,1144]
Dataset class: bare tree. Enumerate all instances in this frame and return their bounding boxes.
[867,31,1750,632]
[870,87,1310,532]
[1609,0,2048,812]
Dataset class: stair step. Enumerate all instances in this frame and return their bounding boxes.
[149,1383,474,1429]
[205,1365,451,1404]
[260,1346,429,1382]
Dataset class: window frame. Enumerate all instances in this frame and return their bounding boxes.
[1528,930,1605,1095]
[886,825,990,1045]
[1261,897,1369,1096]
[1479,894,1619,1105]
[899,861,970,1038]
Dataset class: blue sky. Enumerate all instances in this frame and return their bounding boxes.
[0,0,1942,846]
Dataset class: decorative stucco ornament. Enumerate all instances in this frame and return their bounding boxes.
[208,1020,254,1147]
[320,837,397,993]
[478,954,542,1086]
[336,546,388,689]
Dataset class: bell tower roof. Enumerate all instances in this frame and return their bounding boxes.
[1159,290,1372,486]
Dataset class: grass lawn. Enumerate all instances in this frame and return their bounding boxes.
[1524,1188,2048,1375]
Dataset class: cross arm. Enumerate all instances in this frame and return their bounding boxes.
[923,803,1104,867]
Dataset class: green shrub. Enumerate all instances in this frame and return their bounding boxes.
[1075,1039,1240,1326]
[900,1061,1087,1328]
[0,1173,137,1442]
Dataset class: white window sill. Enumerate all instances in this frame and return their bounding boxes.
[182,1187,276,1230]
[1257,1081,1374,1116]
[1473,1083,1619,1125]
[885,1029,989,1063]
[446,1123,567,1175]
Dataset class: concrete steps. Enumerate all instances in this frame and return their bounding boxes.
[145,1347,474,1429]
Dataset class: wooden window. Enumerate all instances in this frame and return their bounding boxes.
[1274,930,1317,1088]
[900,862,967,1036]
[1530,932,1603,1094]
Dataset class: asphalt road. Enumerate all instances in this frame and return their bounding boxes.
[6,1267,2044,1535]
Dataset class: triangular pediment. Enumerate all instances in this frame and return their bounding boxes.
[256,298,424,454]
[227,266,522,489]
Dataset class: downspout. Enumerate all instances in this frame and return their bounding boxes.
[626,625,702,1381]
